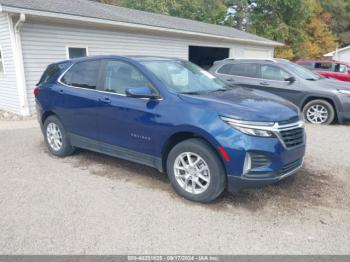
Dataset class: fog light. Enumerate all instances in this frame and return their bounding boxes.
[243,153,251,175]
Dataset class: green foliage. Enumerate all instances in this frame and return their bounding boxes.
[97,0,341,60]
[320,0,350,46]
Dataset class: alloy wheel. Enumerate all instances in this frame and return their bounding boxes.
[306,104,329,124]
[173,152,211,195]
[46,123,63,151]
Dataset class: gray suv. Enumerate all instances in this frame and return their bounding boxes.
[209,59,350,124]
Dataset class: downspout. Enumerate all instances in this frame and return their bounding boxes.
[13,13,30,116]
[15,13,26,32]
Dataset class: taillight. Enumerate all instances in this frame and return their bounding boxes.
[33,86,39,97]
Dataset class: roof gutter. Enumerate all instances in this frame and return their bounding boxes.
[1,5,283,47]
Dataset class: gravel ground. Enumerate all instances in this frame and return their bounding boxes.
[0,120,349,255]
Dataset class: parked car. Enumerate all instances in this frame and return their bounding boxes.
[35,56,305,203]
[296,60,350,82]
[209,58,350,125]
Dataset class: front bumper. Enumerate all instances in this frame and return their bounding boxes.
[227,157,304,192]
[217,120,306,193]
[338,111,350,123]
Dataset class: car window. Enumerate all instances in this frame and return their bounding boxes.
[103,60,154,95]
[61,60,100,89]
[217,63,259,78]
[315,62,332,71]
[260,65,291,81]
[142,60,228,94]
[39,63,68,85]
[334,64,347,73]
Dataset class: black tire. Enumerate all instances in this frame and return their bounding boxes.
[303,99,335,125]
[166,138,226,203]
[43,115,74,157]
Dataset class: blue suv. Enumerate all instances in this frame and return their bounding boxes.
[35,56,306,203]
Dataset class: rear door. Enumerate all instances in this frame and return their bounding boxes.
[56,60,102,140]
[215,62,261,88]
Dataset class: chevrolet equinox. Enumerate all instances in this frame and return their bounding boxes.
[35,56,306,203]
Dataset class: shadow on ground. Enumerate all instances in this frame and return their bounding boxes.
[53,147,348,216]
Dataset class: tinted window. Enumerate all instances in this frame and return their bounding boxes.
[61,60,100,89]
[218,63,259,78]
[68,47,87,59]
[103,60,153,94]
[39,63,67,85]
[315,62,332,71]
[260,65,291,81]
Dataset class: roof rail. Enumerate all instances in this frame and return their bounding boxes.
[224,57,279,63]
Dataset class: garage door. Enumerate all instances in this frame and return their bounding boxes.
[243,49,271,59]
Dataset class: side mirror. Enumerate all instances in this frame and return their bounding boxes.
[347,69,350,74]
[285,76,296,83]
[125,86,159,99]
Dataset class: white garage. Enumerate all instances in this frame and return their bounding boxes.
[0,0,282,115]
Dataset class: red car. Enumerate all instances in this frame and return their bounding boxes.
[296,60,350,82]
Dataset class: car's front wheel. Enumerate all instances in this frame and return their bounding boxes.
[303,99,335,125]
[44,116,74,157]
[167,139,226,203]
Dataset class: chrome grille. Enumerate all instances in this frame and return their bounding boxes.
[280,128,304,148]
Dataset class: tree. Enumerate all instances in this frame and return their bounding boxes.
[320,0,350,46]
[223,0,253,30]
[296,0,337,59]
[97,0,338,60]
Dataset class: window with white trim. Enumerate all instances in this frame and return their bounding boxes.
[0,47,4,73]
[67,47,88,59]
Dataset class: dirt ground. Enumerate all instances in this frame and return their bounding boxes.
[0,119,349,254]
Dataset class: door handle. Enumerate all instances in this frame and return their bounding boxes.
[227,78,235,82]
[99,97,111,104]
[260,81,270,86]
[58,89,64,94]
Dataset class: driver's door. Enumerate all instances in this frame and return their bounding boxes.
[95,59,161,156]
[256,64,303,105]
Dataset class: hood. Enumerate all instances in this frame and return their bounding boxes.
[179,86,300,123]
[320,78,350,90]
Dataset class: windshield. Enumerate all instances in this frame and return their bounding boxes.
[283,62,322,80]
[141,60,228,94]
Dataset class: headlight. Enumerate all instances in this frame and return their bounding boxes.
[221,117,275,137]
[337,89,350,95]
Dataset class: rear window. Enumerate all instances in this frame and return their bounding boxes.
[38,63,68,85]
[217,63,259,78]
[61,60,101,90]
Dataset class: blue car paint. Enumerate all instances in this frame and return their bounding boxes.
[35,55,306,192]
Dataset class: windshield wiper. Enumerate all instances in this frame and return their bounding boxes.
[180,91,203,95]
[305,78,319,81]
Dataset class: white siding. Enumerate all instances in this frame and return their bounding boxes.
[230,45,274,59]
[333,50,350,63]
[0,13,19,114]
[20,22,274,113]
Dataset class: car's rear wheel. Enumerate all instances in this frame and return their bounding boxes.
[167,138,226,203]
[303,99,335,125]
[44,116,74,157]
